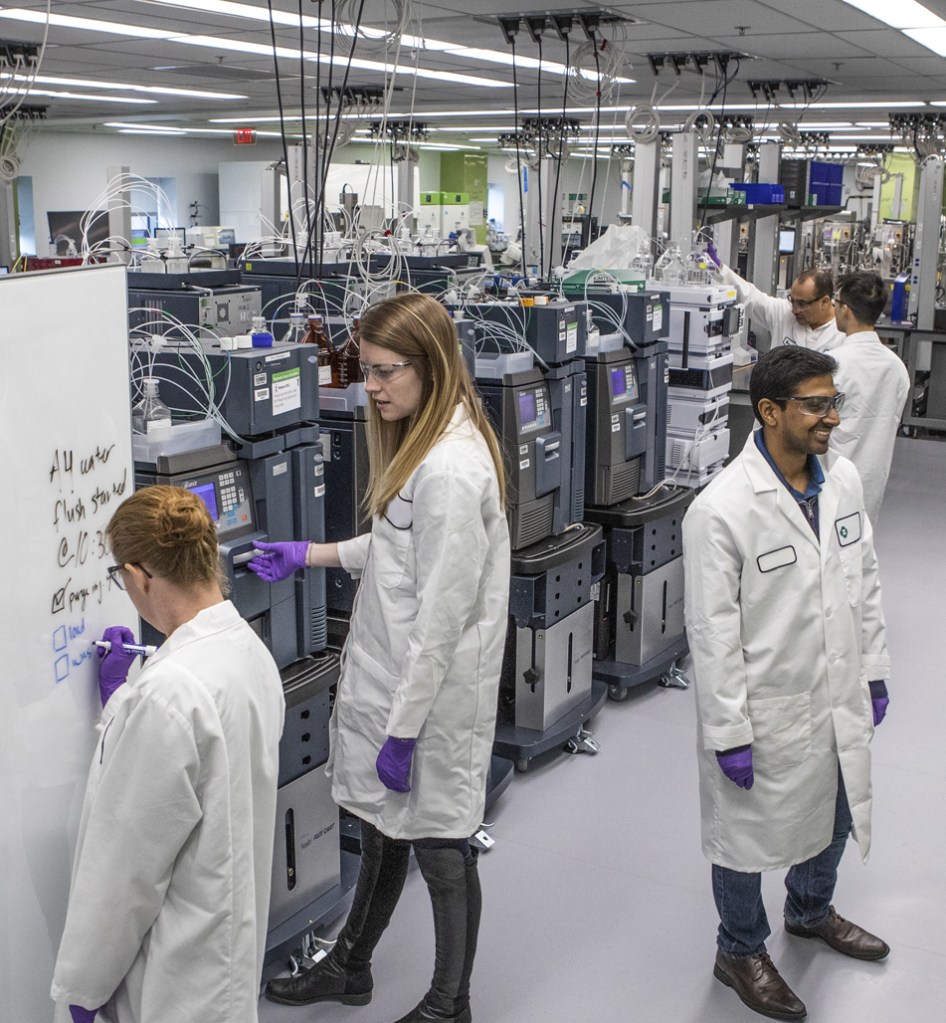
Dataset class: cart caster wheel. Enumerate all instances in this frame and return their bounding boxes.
[608,684,628,702]
[515,757,529,773]
[658,675,672,688]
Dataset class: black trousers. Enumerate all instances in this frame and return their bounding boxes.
[331,819,482,1016]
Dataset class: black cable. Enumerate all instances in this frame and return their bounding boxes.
[553,33,570,268]
[266,0,299,279]
[697,61,733,233]
[510,38,527,276]
[313,7,323,277]
[536,36,545,278]
[588,35,602,237]
[317,0,366,261]
[297,0,312,284]
[317,0,340,271]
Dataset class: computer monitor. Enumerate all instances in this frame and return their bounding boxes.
[778,229,795,254]
[47,211,110,255]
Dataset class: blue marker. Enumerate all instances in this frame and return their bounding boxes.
[93,640,158,658]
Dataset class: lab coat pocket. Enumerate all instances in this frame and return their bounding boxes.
[374,496,414,590]
[748,692,812,772]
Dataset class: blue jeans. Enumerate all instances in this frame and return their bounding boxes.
[712,767,853,957]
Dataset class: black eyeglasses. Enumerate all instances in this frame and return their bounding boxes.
[776,393,846,416]
[790,295,829,309]
[107,563,153,591]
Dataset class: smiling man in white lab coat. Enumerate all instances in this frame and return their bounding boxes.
[683,346,892,1021]
[830,271,910,525]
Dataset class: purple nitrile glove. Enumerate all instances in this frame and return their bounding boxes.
[705,240,721,269]
[716,745,754,789]
[376,736,417,793]
[69,1005,97,1023]
[869,679,889,727]
[247,540,310,583]
[97,625,137,708]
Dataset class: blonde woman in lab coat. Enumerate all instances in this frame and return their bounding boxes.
[251,292,510,1023]
[51,486,285,1023]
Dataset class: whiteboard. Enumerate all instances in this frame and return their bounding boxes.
[0,265,137,1023]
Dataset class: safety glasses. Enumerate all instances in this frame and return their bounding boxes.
[359,361,413,382]
[776,393,846,416]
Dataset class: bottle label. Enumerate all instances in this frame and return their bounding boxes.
[318,365,333,386]
[146,417,172,434]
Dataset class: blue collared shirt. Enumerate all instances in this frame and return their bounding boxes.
[754,429,824,539]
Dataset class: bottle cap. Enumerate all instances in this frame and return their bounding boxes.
[251,331,274,348]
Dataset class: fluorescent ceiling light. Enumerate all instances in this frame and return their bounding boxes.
[0,71,245,100]
[0,7,509,90]
[106,121,187,132]
[6,88,156,104]
[106,121,302,139]
[135,2,633,81]
[785,101,928,109]
[0,8,177,38]
[837,1,945,30]
[903,27,946,55]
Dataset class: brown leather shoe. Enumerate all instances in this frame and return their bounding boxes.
[785,905,889,961]
[714,951,807,1021]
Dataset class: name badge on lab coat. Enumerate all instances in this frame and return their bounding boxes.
[756,545,797,573]
[384,493,413,530]
[834,512,861,547]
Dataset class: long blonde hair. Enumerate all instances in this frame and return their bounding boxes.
[359,292,506,517]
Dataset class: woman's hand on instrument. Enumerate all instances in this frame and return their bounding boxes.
[247,540,310,583]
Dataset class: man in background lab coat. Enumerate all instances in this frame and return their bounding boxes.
[707,241,845,352]
[683,346,892,1021]
[831,271,910,524]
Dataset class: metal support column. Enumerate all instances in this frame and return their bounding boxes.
[523,157,551,276]
[631,140,660,243]
[0,180,17,268]
[106,164,132,263]
[288,144,316,258]
[749,142,781,293]
[396,149,416,220]
[713,143,746,267]
[909,155,943,330]
[620,157,633,219]
[669,130,698,247]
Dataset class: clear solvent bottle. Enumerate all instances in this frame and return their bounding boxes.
[132,377,172,434]
[281,310,308,344]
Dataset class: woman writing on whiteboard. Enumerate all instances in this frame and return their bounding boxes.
[250,292,510,1023]
[51,486,285,1023]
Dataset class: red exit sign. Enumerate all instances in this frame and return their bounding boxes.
[233,128,257,145]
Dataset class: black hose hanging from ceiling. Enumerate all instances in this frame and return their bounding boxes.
[266,0,299,281]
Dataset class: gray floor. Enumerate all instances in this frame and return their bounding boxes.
[260,436,946,1023]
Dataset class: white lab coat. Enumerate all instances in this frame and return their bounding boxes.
[683,432,890,873]
[719,265,846,352]
[330,404,510,840]
[51,601,285,1023]
[830,330,910,523]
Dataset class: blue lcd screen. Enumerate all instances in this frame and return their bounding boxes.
[518,391,538,425]
[611,367,627,396]
[189,481,219,522]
